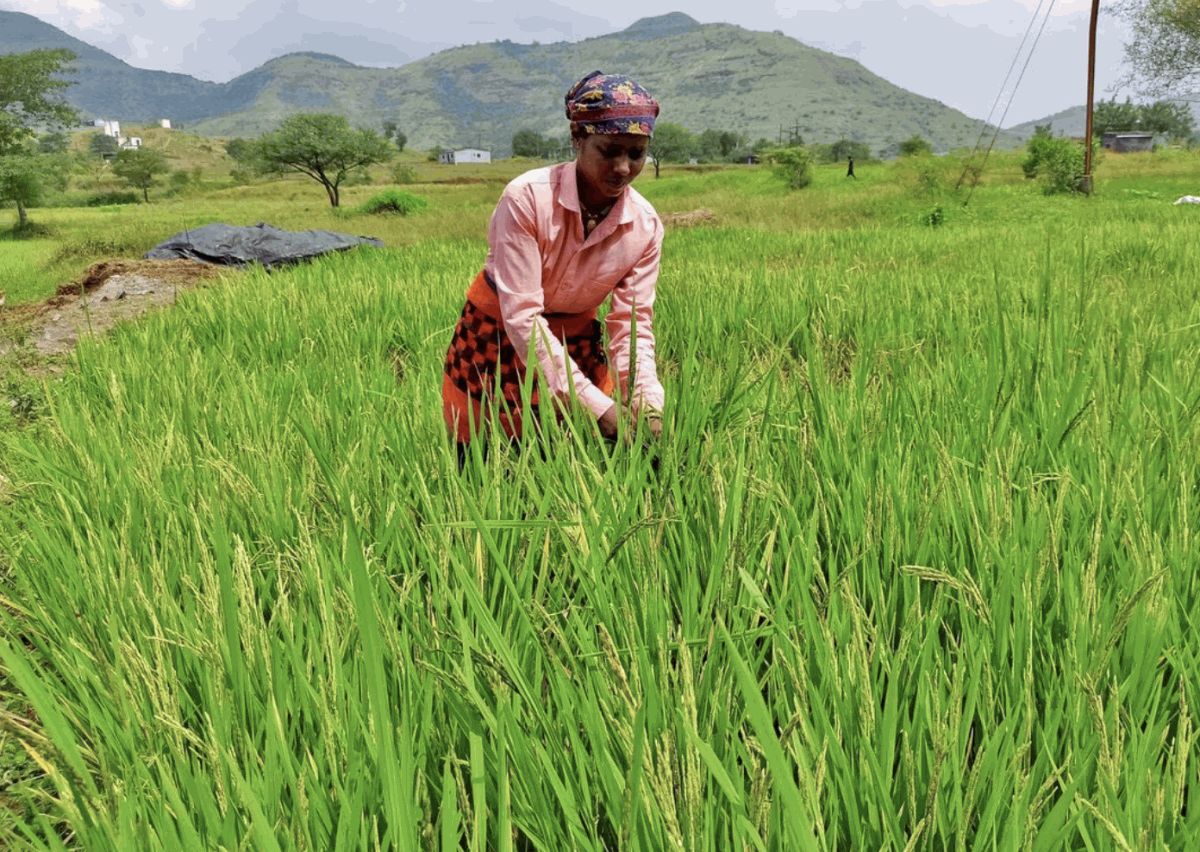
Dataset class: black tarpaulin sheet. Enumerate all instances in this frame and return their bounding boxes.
[144,222,383,267]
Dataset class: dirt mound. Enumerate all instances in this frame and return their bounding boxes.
[2,259,224,359]
[50,260,217,302]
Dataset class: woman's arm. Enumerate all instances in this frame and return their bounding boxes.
[489,187,614,419]
[606,217,665,419]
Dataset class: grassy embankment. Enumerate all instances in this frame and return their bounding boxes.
[0,145,1198,847]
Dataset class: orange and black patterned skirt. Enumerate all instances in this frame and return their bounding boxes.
[442,270,614,444]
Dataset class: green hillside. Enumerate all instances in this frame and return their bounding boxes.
[2,10,1008,153]
[0,10,250,123]
[195,14,1005,153]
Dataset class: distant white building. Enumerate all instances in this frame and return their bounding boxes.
[160,119,172,129]
[439,148,491,165]
[120,137,143,150]
[94,119,121,138]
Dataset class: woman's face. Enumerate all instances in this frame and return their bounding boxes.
[573,133,648,203]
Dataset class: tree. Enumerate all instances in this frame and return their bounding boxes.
[512,129,548,158]
[251,113,393,207]
[828,138,872,163]
[90,132,119,158]
[0,49,77,227]
[382,121,407,151]
[0,153,45,230]
[694,129,747,162]
[38,131,70,154]
[1093,96,1195,139]
[0,150,67,229]
[169,169,192,193]
[1137,99,1195,138]
[764,145,813,189]
[0,49,77,157]
[113,148,169,202]
[1117,0,1200,96]
[1092,98,1142,136]
[648,122,695,178]
[899,135,934,157]
[225,137,253,163]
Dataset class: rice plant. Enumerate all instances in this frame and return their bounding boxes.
[1,154,1198,848]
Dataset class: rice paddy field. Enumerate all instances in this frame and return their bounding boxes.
[1,149,1199,848]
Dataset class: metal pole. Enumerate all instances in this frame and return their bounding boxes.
[1081,0,1100,194]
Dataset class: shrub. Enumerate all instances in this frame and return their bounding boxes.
[84,191,140,207]
[764,145,812,190]
[913,159,943,199]
[1021,126,1056,179]
[816,139,873,164]
[355,189,428,216]
[899,135,933,157]
[1023,132,1091,194]
[391,163,418,184]
[1039,142,1089,195]
[922,205,945,227]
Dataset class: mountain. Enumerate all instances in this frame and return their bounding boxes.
[0,10,244,123]
[0,0,609,84]
[1,9,1011,154]
[775,0,1130,128]
[5,0,1129,123]
[193,13,1013,153]
[1007,107,1089,140]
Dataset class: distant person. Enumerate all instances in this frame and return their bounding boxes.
[442,70,665,461]
[847,155,856,178]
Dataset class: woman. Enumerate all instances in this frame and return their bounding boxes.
[442,71,666,456]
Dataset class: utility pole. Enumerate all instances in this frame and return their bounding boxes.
[1081,0,1100,194]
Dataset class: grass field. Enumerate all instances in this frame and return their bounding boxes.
[1,148,1199,848]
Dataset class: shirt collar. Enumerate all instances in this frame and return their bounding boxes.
[558,162,581,213]
[558,161,636,225]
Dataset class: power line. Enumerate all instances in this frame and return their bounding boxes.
[963,0,1051,169]
[955,0,1060,201]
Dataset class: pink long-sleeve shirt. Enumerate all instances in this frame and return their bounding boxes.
[485,162,666,419]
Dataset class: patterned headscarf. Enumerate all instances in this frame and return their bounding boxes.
[564,70,660,137]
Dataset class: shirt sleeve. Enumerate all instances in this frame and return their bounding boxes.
[488,186,614,419]
[606,217,665,416]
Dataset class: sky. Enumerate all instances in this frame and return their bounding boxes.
[1,0,1132,126]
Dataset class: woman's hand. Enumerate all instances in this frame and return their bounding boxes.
[599,404,662,442]
[598,402,620,440]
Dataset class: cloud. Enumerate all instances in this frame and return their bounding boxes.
[3,0,111,28]
[924,0,1095,15]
